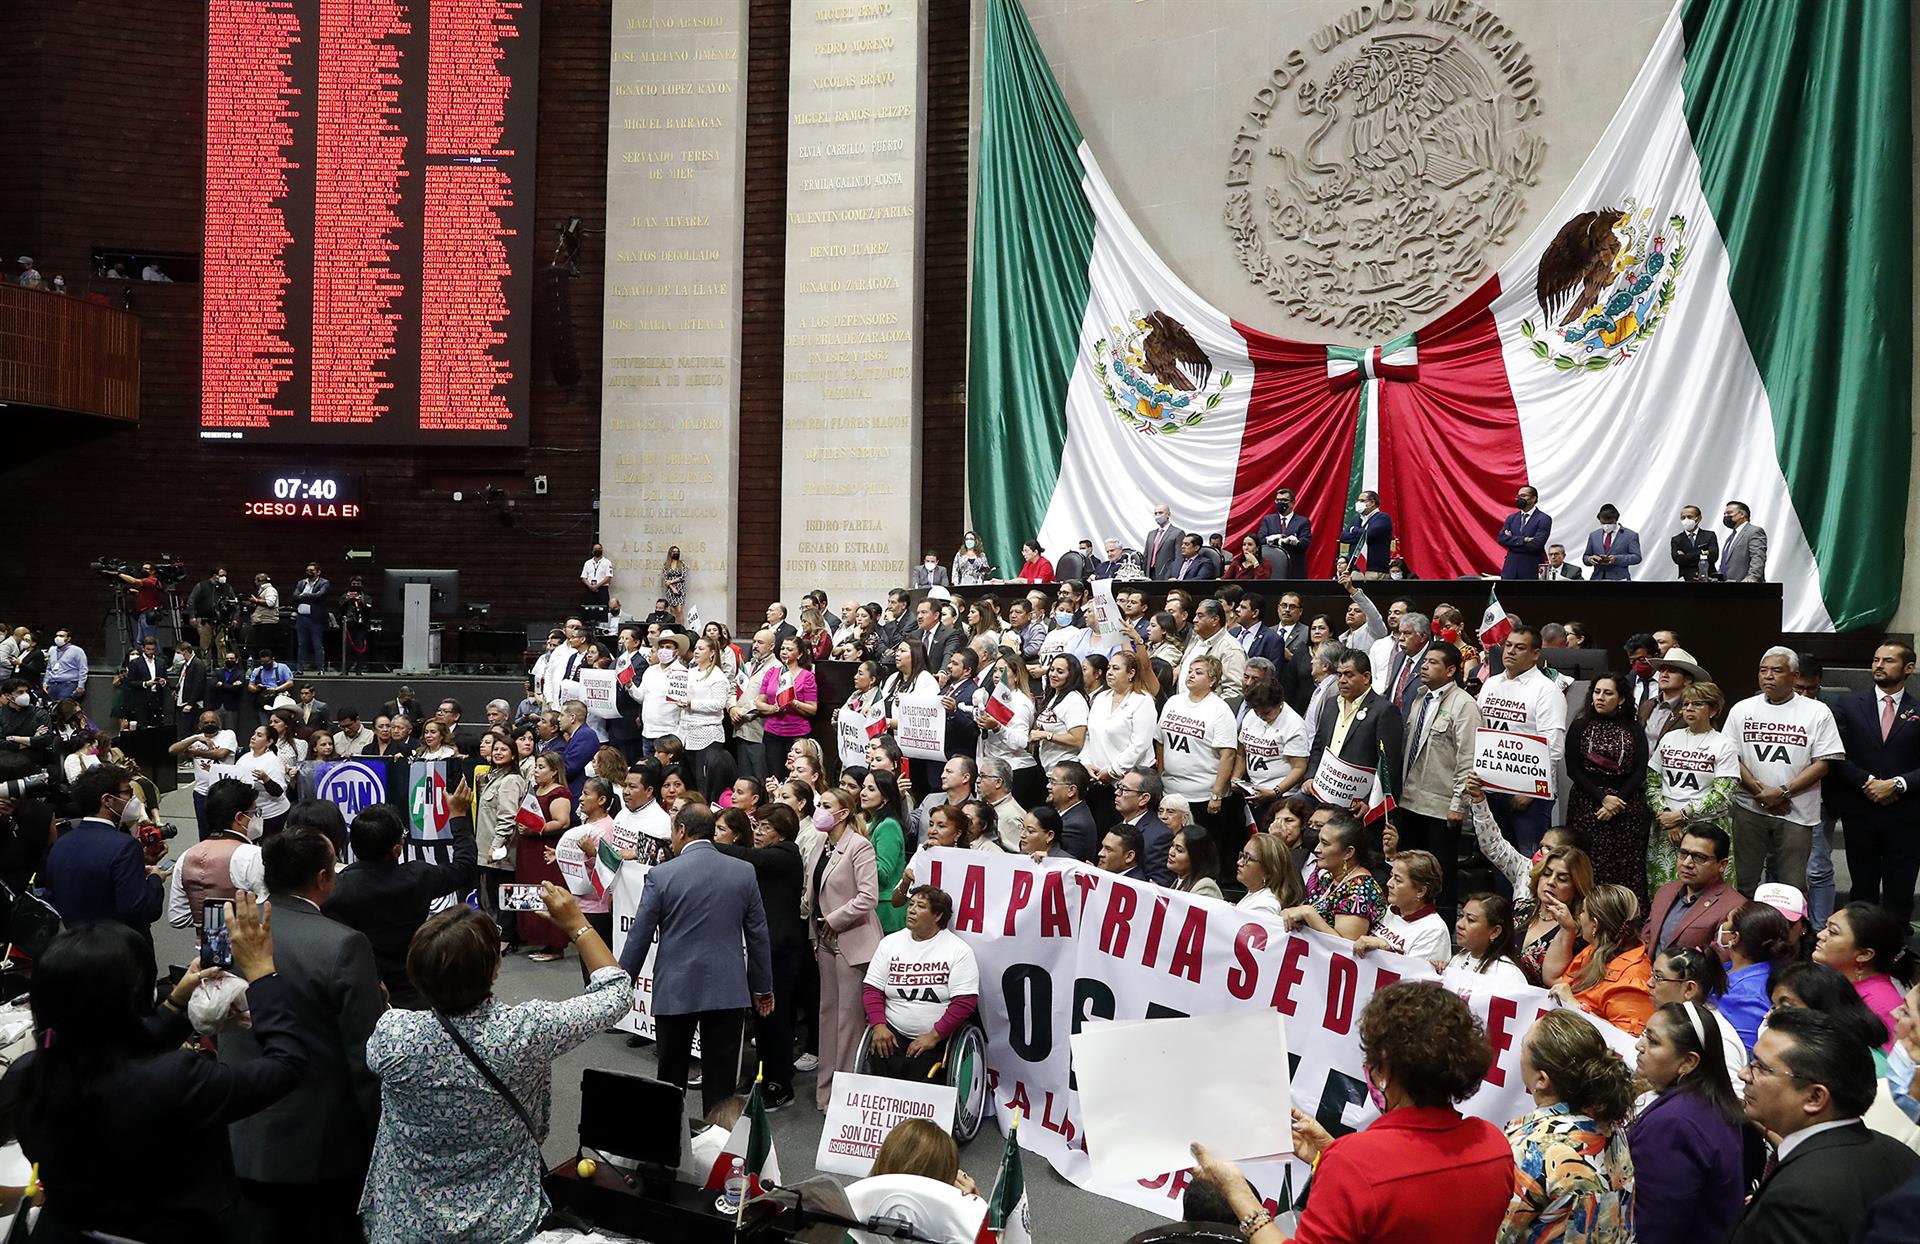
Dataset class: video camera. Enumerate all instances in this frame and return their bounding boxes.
[89,555,187,584]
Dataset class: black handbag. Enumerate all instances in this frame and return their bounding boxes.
[0,877,62,962]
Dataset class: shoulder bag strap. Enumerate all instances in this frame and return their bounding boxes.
[435,1011,545,1172]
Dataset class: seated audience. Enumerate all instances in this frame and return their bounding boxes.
[1353,849,1450,963]
[1629,1001,1747,1244]
[1283,813,1382,940]
[1503,1008,1636,1243]
[1551,883,1654,1036]
[1447,892,1531,988]
[1713,900,1793,1051]
[1165,826,1222,901]
[1813,902,1912,1051]
[1649,945,1748,1085]
[863,886,980,1082]
[1233,832,1300,917]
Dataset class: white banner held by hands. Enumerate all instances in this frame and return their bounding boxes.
[815,1072,958,1177]
[579,668,620,720]
[1090,578,1120,636]
[894,692,947,761]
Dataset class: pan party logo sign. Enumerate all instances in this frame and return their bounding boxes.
[313,760,387,816]
[1225,0,1546,337]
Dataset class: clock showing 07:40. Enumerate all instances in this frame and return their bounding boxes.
[244,472,365,519]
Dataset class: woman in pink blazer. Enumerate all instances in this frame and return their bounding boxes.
[812,785,884,1108]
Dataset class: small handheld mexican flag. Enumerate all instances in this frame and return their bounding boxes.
[1366,738,1397,827]
[988,1107,1032,1244]
[514,789,546,834]
[984,682,1017,726]
[864,715,889,739]
[616,662,636,688]
[704,1065,781,1196]
[1477,587,1515,649]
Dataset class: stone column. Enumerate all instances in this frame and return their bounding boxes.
[600,1,748,627]
[778,0,927,604]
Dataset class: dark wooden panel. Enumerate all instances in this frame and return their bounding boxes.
[0,2,615,644]
[0,285,140,420]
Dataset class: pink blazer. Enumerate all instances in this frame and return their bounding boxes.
[815,831,883,968]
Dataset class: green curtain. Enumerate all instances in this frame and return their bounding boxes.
[1680,0,1912,630]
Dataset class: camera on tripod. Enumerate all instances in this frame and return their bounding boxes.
[90,556,133,578]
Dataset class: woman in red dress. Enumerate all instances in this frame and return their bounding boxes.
[1222,535,1272,579]
[515,750,574,960]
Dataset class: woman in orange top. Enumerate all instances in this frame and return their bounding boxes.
[1549,883,1653,1035]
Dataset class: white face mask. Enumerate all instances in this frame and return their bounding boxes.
[964,538,976,549]
[1354,501,1369,514]
[656,648,675,665]
[1602,523,1619,535]
[1680,517,1699,532]
[53,639,67,649]
[1154,514,1169,527]
[11,693,29,708]
[119,795,146,826]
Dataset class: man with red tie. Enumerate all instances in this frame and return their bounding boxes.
[1580,504,1643,581]
[1827,642,1920,924]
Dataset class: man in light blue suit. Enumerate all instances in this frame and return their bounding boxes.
[620,802,774,1112]
[1580,504,1643,581]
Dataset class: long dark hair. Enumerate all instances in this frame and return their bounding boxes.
[0,925,153,1142]
[1768,959,1890,1048]
[1648,1000,1743,1126]
[1578,672,1636,723]
[864,768,906,830]
[1460,892,1526,977]
[1043,653,1087,713]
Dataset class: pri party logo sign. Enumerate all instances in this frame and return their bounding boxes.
[409,761,452,841]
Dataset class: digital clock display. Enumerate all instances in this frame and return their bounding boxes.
[244,473,364,520]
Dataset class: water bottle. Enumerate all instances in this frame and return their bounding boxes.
[721,1157,746,1213]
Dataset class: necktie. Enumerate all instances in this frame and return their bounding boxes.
[1883,694,1897,741]
[1720,530,1735,575]
[1602,530,1614,554]
[1392,653,1416,704]
[1410,690,1436,763]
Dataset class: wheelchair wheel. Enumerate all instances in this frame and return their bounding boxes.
[853,1024,878,1075]
[945,1020,989,1144]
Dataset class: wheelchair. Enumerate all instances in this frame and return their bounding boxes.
[852,1013,991,1144]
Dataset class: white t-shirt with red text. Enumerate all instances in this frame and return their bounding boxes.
[863,928,980,1036]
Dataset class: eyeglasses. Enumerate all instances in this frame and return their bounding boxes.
[1115,785,1144,796]
[1647,972,1680,985]
[1674,848,1716,865]
[1743,1055,1807,1084]
[1237,851,1256,864]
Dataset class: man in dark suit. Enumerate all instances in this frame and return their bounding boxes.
[621,803,774,1114]
[1256,487,1312,579]
[122,636,167,728]
[603,623,648,761]
[323,795,479,1009]
[1730,1007,1920,1244]
[1307,651,1405,830]
[1115,766,1173,884]
[1096,823,1150,880]
[1670,505,1718,580]
[1232,595,1285,668]
[940,651,981,760]
[1173,532,1213,581]
[1273,591,1314,712]
[1049,760,1099,861]
[561,699,601,802]
[1339,491,1393,577]
[1142,503,1184,581]
[1376,613,1431,717]
[716,802,806,1108]
[1496,486,1552,580]
[171,639,210,740]
[294,682,331,731]
[765,601,799,652]
[1826,642,1920,923]
[1643,825,1741,956]
[44,765,164,963]
[910,598,962,674]
[1580,504,1642,580]
[875,589,914,653]
[1542,544,1584,580]
[378,685,421,724]
[1313,645,1405,810]
[226,829,384,1242]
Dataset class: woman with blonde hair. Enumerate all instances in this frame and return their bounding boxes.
[661,545,687,620]
[974,645,1041,809]
[1501,1009,1636,1244]
[1550,883,1654,1036]
[799,606,834,663]
[1468,777,1595,986]
[1233,832,1301,916]
[1644,679,1738,889]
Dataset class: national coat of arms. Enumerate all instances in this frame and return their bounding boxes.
[1522,200,1687,372]
[1090,310,1233,436]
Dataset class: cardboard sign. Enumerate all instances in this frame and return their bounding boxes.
[1090,578,1120,636]
[579,668,620,720]
[1473,727,1556,798]
[894,692,947,761]
[839,706,884,771]
[814,1072,958,1177]
[1307,752,1374,805]
[610,864,697,1054]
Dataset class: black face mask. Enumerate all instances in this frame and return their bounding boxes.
[1275,500,1291,514]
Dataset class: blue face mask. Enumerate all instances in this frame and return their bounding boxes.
[1053,611,1074,628]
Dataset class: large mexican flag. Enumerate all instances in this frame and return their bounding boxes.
[966,0,1910,632]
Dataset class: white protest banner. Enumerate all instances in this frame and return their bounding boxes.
[1090,578,1120,636]
[839,706,884,772]
[815,1072,958,1177]
[609,863,698,1054]
[1473,727,1556,798]
[667,665,689,707]
[1073,1009,1291,1184]
[1307,752,1373,806]
[579,668,620,720]
[914,849,1635,1218]
[894,692,947,761]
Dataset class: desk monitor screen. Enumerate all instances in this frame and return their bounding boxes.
[382,569,460,618]
[578,1069,685,1171]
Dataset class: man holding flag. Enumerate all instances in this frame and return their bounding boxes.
[1475,607,1568,863]
[619,803,775,1114]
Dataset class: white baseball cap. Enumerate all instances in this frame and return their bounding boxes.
[1754,882,1807,923]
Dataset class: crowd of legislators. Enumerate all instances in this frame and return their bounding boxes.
[0,512,1915,1242]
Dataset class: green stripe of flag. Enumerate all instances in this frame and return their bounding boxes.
[1679,0,1911,629]
[966,0,1096,576]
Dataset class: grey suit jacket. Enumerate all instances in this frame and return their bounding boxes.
[621,839,772,1015]
[1720,522,1768,581]
[223,897,384,1182]
[1142,524,1185,580]
[1399,684,1483,819]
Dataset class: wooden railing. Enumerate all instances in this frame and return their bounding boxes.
[0,282,140,421]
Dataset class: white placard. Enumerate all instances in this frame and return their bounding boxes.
[1473,727,1557,798]
[555,828,595,897]
[814,1071,958,1177]
[894,692,947,761]
[1090,578,1120,636]
[609,864,698,1055]
[1307,752,1374,805]
[1073,1009,1293,1184]
[839,706,882,771]
[667,665,690,706]
[579,668,620,720]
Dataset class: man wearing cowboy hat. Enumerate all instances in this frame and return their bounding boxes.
[638,629,692,757]
[1641,646,1710,750]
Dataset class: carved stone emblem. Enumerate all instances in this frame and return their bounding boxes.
[1225,0,1547,337]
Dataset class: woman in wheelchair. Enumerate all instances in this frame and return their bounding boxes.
[860,885,981,1084]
